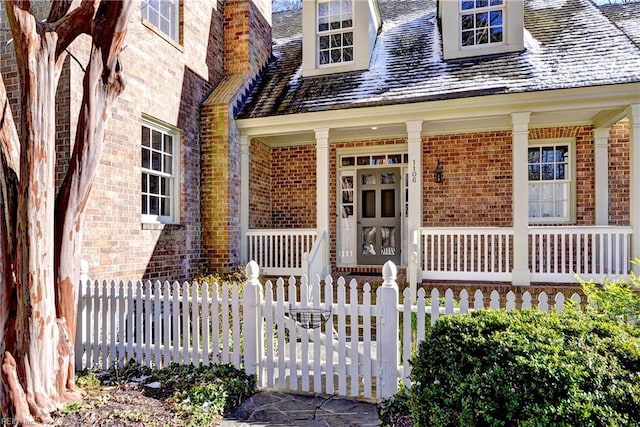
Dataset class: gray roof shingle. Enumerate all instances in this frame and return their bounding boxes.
[238,0,640,119]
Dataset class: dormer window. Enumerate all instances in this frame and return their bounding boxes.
[318,0,354,66]
[302,0,381,77]
[440,0,523,60]
[461,0,504,48]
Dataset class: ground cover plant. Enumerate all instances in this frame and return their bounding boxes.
[53,360,256,426]
[409,309,640,426]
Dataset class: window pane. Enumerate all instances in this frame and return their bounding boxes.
[341,157,355,166]
[476,28,488,44]
[142,126,150,146]
[141,174,148,192]
[331,34,342,48]
[461,14,474,30]
[152,151,161,171]
[343,32,353,46]
[490,27,503,43]
[142,195,148,214]
[149,174,159,194]
[319,51,330,64]
[381,227,396,256]
[343,47,353,62]
[149,196,159,215]
[490,10,502,26]
[362,173,376,185]
[556,164,565,180]
[164,154,173,174]
[476,0,488,7]
[381,173,395,184]
[362,227,376,255]
[318,2,328,17]
[528,147,540,163]
[142,147,150,169]
[318,19,329,32]
[528,165,540,181]
[541,164,554,180]
[475,12,488,27]
[164,134,173,153]
[461,1,474,10]
[319,35,329,49]
[331,49,342,63]
[490,0,503,5]
[462,30,475,46]
[152,130,162,150]
[161,197,170,216]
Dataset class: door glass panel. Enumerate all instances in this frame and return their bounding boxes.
[362,190,375,218]
[362,227,377,255]
[381,227,396,256]
[381,189,395,217]
[381,173,395,184]
[361,173,376,185]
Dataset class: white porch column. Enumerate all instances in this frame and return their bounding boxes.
[594,128,610,226]
[629,104,640,274]
[511,112,531,286]
[240,134,250,263]
[406,120,423,299]
[315,128,330,265]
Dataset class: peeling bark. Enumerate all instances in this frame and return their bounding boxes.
[0,1,135,423]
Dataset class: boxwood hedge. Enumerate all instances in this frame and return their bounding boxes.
[410,309,640,426]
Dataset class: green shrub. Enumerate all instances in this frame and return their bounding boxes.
[410,309,640,426]
[576,258,640,327]
[377,384,413,427]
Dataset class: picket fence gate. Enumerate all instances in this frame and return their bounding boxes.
[75,261,582,400]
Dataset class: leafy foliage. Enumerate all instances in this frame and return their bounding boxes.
[377,384,413,427]
[576,258,640,326]
[410,309,640,426]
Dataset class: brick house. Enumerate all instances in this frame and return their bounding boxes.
[237,0,640,288]
[1,0,639,288]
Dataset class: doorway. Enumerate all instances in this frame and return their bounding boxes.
[356,168,401,265]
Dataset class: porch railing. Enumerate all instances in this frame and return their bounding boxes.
[302,230,327,284]
[420,227,514,281]
[419,226,633,283]
[529,226,632,282]
[246,228,317,276]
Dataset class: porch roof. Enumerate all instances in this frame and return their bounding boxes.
[238,0,640,120]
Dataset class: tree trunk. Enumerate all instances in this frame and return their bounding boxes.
[0,1,135,423]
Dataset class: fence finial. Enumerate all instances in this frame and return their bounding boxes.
[246,260,260,281]
[382,261,397,286]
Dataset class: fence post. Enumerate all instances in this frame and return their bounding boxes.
[243,261,263,383]
[377,260,399,400]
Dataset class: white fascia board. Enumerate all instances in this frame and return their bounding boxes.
[236,83,640,137]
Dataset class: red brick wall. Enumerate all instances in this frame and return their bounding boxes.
[423,131,512,227]
[608,120,630,225]
[249,139,273,228]
[271,145,316,227]
[67,2,224,281]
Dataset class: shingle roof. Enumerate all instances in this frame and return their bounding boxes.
[599,1,640,47]
[238,0,640,119]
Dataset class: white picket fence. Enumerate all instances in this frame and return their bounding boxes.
[75,261,582,400]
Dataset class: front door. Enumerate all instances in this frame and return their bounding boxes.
[357,168,401,265]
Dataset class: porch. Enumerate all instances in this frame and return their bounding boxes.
[245,225,633,287]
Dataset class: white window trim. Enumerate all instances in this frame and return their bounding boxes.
[141,118,181,225]
[527,138,576,225]
[141,0,179,43]
[439,0,524,60]
[316,0,355,68]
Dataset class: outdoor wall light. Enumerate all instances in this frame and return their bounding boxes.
[434,159,444,183]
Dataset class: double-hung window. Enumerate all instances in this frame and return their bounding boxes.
[141,0,179,42]
[528,142,572,223]
[141,121,180,224]
[460,0,504,48]
[317,0,354,66]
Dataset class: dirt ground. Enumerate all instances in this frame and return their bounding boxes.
[52,382,190,427]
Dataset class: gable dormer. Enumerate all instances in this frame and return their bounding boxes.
[302,0,382,77]
[439,0,524,60]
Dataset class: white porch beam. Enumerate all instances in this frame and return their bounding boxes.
[240,134,250,263]
[406,120,423,298]
[592,108,628,129]
[511,112,531,286]
[315,128,330,263]
[629,104,640,274]
[594,128,610,226]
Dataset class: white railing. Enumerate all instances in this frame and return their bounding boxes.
[76,261,585,401]
[246,228,316,276]
[419,226,633,283]
[529,226,632,282]
[302,230,327,284]
[420,227,514,281]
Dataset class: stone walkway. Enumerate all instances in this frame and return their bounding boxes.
[219,391,379,427]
